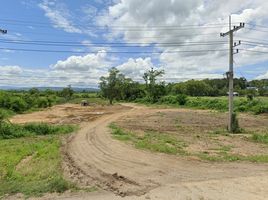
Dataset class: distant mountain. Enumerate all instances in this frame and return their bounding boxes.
[0,86,99,92]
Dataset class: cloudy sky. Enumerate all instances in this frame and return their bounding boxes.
[0,0,268,88]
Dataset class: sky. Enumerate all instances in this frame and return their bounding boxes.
[0,0,268,88]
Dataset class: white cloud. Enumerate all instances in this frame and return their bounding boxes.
[0,66,23,75]
[256,71,268,79]
[116,57,154,80]
[96,0,268,81]
[52,50,109,72]
[39,0,82,33]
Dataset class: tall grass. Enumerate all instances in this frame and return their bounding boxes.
[0,122,76,139]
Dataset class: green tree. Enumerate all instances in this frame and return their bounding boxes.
[99,67,126,105]
[29,88,39,95]
[60,85,74,100]
[184,80,212,96]
[143,68,165,102]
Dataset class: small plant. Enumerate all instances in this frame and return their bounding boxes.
[247,94,254,101]
[230,112,241,133]
[176,94,188,105]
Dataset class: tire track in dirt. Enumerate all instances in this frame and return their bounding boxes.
[63,104,268,198]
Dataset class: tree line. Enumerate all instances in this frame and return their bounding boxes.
[99,67,268,104]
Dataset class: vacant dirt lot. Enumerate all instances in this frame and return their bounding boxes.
[115,107,268,158]
[9,103,268,200]
[10,103,130,124]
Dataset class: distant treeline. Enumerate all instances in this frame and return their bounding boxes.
[99,68,268,114]
[99,67,268,104]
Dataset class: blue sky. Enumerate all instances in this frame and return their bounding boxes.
[0,0,268,88]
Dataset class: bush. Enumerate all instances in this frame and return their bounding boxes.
[230,112,241,133]
[0,123,31,139]
[252,104,268,114]
[36,97,49,108]
[23,123,76,136]
[159,95,178,104]
[9,97,27,113]
[176,94,188,105]
[0,122,76,139]
[186,97,228,111]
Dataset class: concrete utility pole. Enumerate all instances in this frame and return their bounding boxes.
[220,16,244,132]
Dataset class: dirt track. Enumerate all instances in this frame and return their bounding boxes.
[60,104,268,200]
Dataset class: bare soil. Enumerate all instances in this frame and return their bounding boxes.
[115,107,268,157]
[10,103,129,124]
[9,103,268,200]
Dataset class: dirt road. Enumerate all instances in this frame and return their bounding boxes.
[60,104,268,200]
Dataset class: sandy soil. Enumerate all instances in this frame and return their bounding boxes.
[60,104,268,200]
[10,104,129,124]
[8,103,268,200]
[115,107,268,157]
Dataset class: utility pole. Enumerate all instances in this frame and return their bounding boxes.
[220,16,244,132]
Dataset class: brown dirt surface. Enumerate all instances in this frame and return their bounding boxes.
[7,103,268,200]
[59,103,268,200]
[10,103,129,124]
[116,107,268,157]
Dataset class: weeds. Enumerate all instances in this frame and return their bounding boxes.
[0,122,77,139]
[0,136,76,197]
[109,123,187,155]
[252,133,268,144]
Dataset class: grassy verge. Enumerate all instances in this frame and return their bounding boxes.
[197,151,268,163]
[110,124,268,163]
[135,96,268,114]
[0,123,84,198]
[109,123,187,155]
[252,133,268,144]
[0,122,77,139]
[0,136,75,197]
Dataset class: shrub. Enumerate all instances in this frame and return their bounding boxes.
[0,122,76,139]
[230,112,241,133]
[252,104,268,114]
[9,97,27,113]
[0,123,31,139]
[176,94,188,105]
[23,123,76,136]
[159,95,178,104]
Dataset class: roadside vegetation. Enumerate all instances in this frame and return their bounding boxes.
[110,123,187,155]
[99,67,268,114]
[0,109,78,197]
[110,103,268,164]
[110,123,268,163]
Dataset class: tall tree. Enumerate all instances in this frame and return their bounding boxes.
[143,68,165,102]
[60,85,74,100]
[99,67,125,105]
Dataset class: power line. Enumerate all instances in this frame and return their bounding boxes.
[0,18,231,28]
[240,49,268,54]
[246,23,268,29]
[244,27,268,33]
[239,37,268,43]
[0,39,227,47]
[0,47,229,54]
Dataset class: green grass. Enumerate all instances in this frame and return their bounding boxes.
[110,124,268,163]
[252,133,268,144]
[0,122,84,198]
[0,122,77,139]
[0,136,76,197]
[109,123,187,155]
[197,151,268,163]
[135,96,268,114]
